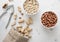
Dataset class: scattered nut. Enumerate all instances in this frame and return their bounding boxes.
[24,32,29,36]
[18,19,24,23]
[26,28,32,32]
[20,28,25,33]
[18,6,22,13]
[26,21,30,25]
[24,30,28,33]
[3,3,8,9]
[13,14,17,20]
[16,25,22,28]
[26,17,33,25]
[25,25,29,30]
[25,26,32,32]
[18,6,24,16]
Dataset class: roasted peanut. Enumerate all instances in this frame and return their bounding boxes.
[41,11,57,27]
[18,19,24,23]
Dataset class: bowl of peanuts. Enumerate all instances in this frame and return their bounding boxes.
[41,11,58,29]
[23,0,39,15]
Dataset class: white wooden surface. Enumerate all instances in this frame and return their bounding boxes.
[0,0,60,42]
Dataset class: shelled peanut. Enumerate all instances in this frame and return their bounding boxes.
[26,17,33,25]
[18,19,24,23]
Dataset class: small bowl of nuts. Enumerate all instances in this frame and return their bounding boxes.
[41,11,58,29]
[23,0,39,15]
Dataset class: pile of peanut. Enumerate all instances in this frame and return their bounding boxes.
[11,7,33,38]
[41,11,57,28]
[23,0,39,14]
